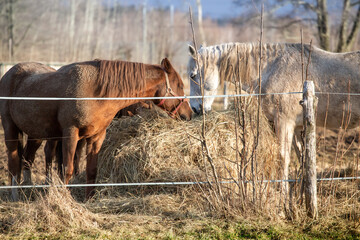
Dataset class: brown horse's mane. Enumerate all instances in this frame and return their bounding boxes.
[96,60,146,97]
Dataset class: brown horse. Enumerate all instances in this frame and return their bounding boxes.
[48,101,153,182]
[0,58,192,200]
[47,101,155,183]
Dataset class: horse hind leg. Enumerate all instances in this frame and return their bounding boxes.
[293,127,304,162]
[55,140,64,180]
[23,138,42,185]
[2,118,23,201]
[44,140,58,184]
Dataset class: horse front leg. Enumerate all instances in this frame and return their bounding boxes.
[223,81,229,110]
[276,119,296,195]
[85,130,106,199]
[74,138,86,176]
[62,128,79,185]
[2,117,23,201]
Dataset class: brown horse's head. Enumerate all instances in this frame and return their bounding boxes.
[156,58,192,121]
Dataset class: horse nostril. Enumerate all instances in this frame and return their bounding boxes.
[180,114,191,121]
[192,107,199,115]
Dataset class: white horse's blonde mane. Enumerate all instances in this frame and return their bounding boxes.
[197,42,309,84]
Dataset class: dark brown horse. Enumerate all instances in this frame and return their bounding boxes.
[0,58,192,200]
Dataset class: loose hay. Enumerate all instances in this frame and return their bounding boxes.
[96,102,280,208]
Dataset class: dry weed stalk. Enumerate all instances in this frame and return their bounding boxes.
[188,6,226,214]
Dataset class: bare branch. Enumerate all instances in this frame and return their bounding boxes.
[345,2,360,50]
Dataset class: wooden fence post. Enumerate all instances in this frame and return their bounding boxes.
[301,80,318,218]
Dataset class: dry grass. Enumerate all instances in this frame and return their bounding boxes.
[0,178,103,238]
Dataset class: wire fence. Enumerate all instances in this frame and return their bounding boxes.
[0,176,359,190]
[2,91,360,101]
[0,92,301,101]
[0,90,360,190]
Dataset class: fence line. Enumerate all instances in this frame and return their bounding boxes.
[0,176,359,190]
[0,92,302,101]
[2,91,360,101]
[0,89,359,191]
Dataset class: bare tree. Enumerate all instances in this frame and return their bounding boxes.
[316,0,330,50]
[0,0,243,65]
[234,0,360,52]
[196,0,206,45]
[337,0,360,52]
[299,0,360,51]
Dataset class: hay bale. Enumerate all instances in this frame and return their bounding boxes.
[96,101,280,197]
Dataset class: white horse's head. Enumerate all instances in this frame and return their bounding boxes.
[188,45,220,114]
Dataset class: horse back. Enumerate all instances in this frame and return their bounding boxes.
[55,61,101,97]
[0,63,56,97]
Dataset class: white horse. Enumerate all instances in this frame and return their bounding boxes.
[188,42,360,190]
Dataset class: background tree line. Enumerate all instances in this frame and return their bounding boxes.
[0,0,359,72]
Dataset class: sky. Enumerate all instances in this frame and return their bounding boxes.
[120,0,244,19]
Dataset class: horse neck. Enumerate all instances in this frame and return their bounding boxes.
[211,43,289,86]
[142,65,166,98]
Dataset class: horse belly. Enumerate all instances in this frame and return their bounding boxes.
[10,100,61,139]
[316,94,360,129]
[78,115,113,139]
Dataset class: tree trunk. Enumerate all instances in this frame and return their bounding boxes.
[337,0,350,52]
[316,0,330,51]
[344,3,360,51]
[142,1,147,62]
[196,0,206,46]
[69,0,77,61]
[7,0,14,61]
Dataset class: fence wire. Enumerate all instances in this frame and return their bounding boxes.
[0,176,359,190]
[1,91,360,101]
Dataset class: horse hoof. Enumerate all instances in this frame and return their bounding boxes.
[11,177,19,201]
[22,169,33,186]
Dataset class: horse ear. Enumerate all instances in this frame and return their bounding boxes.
[188,45,197,59]
[161,58,174,73]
